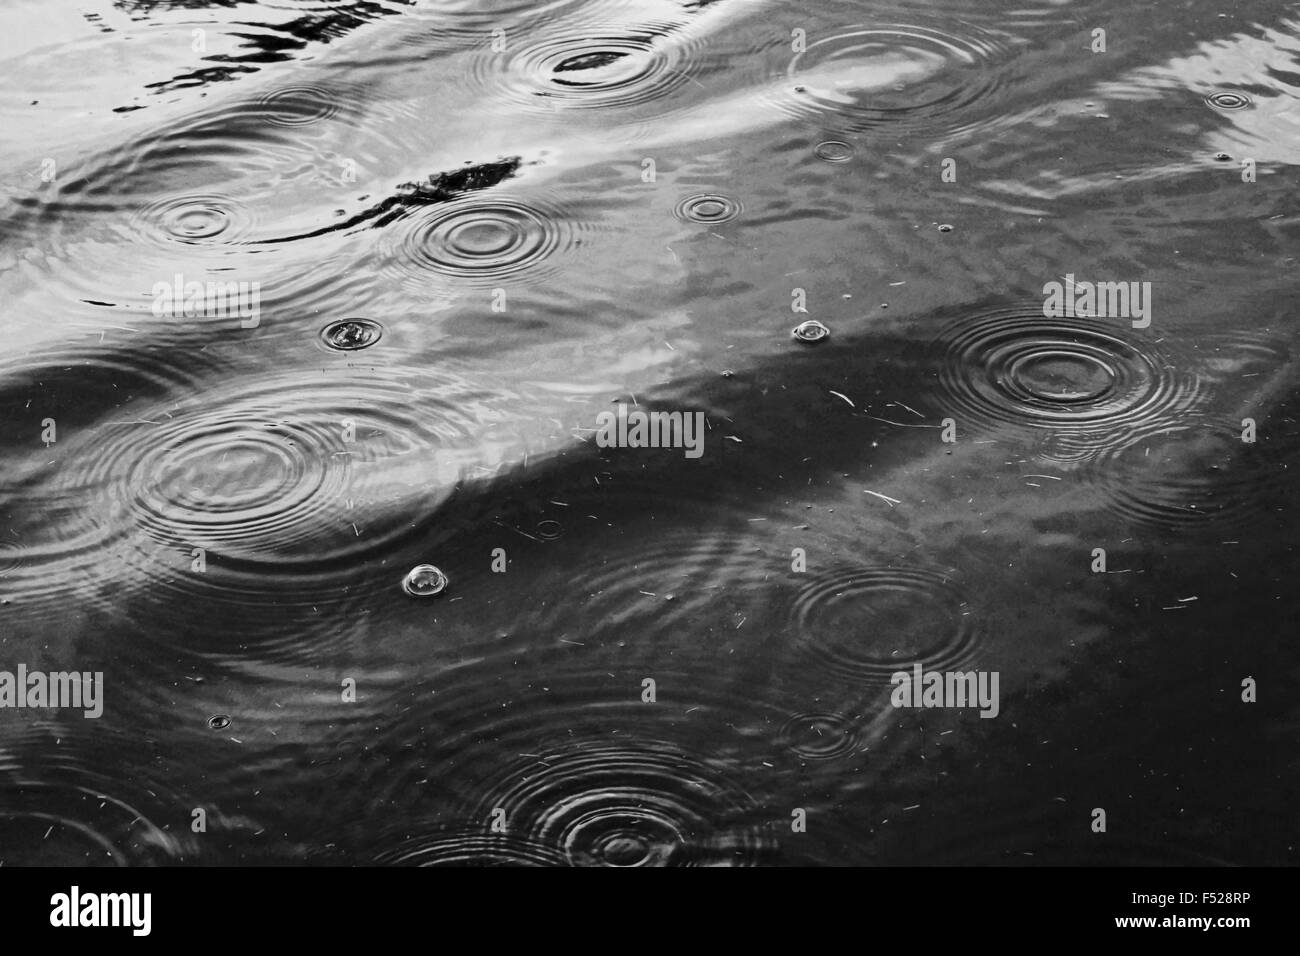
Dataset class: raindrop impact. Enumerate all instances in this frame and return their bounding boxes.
[674,194,743,225]
[320,319,383,352]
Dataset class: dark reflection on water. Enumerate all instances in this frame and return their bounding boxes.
[0,0,1297,866]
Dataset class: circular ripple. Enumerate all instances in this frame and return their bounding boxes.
[535,519,563,540]
[256,85,341,127]
[813,140,855,163]
[394,0,584,50]
[1205,90,1252,111]
[789,566,979,685]
[480,18,708,117]
[12,366,508,629]
[674,194,743,224]
[0,539,24,577]
[130,416,352,561]
[373,828,569,866]
[1084,418,1296,533]
[473,741,773,866]
[0,781,184,865]
[935,306,1198,448]
[530,521,782,645]
[777,712,860,760]
[320,318,383,351]
[132,193,255,247]
[390,197,576,286]
[774,23,1012,136]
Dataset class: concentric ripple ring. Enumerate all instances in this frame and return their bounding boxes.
[789,566,979,685]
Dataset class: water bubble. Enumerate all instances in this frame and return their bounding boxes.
[937,223,954,233]
[208,714,232,730]
[403,564,449,597]
[674,194,743,225]
[320,318,383,351]
[536,520,563,540]
[792,319,830,343]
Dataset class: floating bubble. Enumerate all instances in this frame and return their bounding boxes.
[937,223,954,232]
[403,564,449,597]
[535,519,563,540]
[320,318,383,351]
[792,319,830,343]
[674,194,743,225]
[208,714,232,730]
